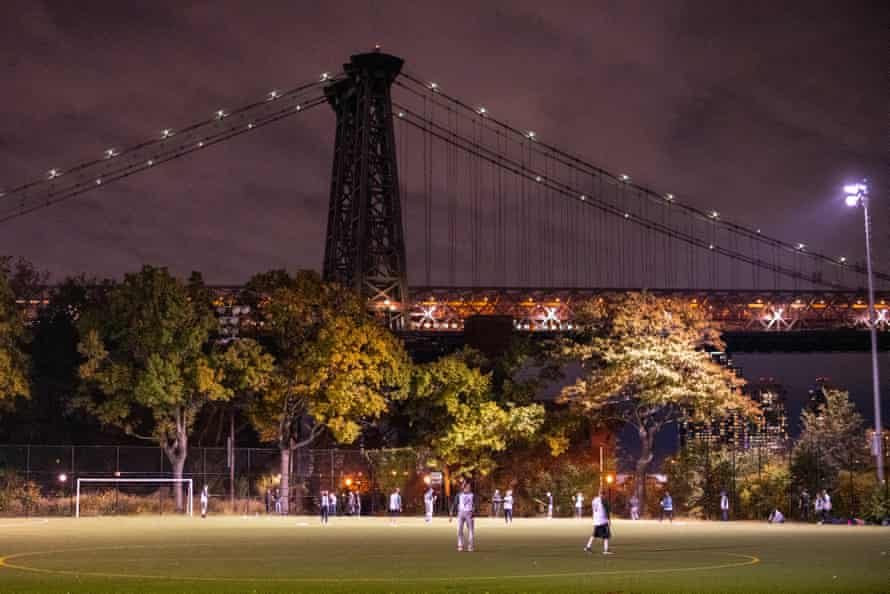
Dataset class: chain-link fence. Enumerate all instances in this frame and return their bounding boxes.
[0,445,438,517]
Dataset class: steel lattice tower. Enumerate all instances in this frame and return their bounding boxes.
[323,51,407,327]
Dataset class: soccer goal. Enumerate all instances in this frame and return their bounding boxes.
[75,478,193,518]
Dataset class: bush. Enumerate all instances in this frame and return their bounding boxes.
[0,469,41,515]
[863,486,890,524]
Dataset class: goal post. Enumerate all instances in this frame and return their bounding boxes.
[75,478,193,518]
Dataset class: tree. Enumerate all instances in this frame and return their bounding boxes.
[407,350,545,479]
[556,293,754,510]
[793,387,867,496]
[246,270,411,513]
[76,266,225,510]
[0,257,30,414]
[211,338,275,504]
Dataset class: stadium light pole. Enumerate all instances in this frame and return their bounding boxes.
[844,180,885,484]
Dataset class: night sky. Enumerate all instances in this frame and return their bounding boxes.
[1,2,887,426]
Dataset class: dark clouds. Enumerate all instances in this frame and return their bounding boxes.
[0,0,885,283]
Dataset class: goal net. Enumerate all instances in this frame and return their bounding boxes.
[75,478,193,517]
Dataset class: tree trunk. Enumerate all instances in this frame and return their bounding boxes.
[164,424,188,512]
[634,427,655,515]
[279,445,291,515]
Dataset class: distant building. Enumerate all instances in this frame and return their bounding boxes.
[680,375,788,452]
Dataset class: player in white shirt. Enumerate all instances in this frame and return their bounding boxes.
[200,484,209,518]
[574,492,584,519]
[720,491,730,521]
[424,487,436,523]
[503,489,514,525]
[450,482,475,552]
[584,490,612,555]
[329,491,337,517]
[388,487,402,526]
[546,491,553,519]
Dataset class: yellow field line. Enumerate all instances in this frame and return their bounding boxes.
[0,545,760,583]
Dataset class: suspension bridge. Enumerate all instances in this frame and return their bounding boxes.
[3,50,887,348]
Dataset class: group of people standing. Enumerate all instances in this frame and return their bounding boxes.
[490,489,516,524]
[318,489,362,524]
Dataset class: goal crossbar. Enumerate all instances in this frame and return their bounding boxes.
[75,478,193,518]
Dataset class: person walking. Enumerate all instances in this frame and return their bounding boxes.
[574,492,584,519]
[503,489,514,525]
[451,482,476,552]
[660,491,673,523]
[720,491,730,521]
[584,490,613,555]
[492,489,503,518]
[388,487,402,526]
[629,494,640,520]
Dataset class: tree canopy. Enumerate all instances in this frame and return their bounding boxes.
[557,293,754,506]
[0,258,30,413]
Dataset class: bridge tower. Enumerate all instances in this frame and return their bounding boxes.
[323,51,408,327]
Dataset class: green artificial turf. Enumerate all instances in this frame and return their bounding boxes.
[0,515,886,593]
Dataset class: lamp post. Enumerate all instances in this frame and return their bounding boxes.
[844,180,884,484]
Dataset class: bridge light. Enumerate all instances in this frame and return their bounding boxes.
[268,90,280,100]
[623,213,630,219]
[146,159,154,166]
[580,194,586,201]
[664,193,674,201]
[619,174,631,182]
[198,141,205,148]
[295,104,302,111]
[216,109,228,119]
[247,123,255,129]
[47,168,61,179]
[796,243,806,251]
[526,131,536,140]
[161,128,174,139]
[709,244,715,250]
[429,82,438,91]
[710,210,719,219]
[535,175,543,183]
[478,106,487,116]
[321,72,331,81]
[105,148,117,159]
[839,256,847,264]
[95,178,102,185]
[397,111,405,118]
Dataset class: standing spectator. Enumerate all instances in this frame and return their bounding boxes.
[329,491,337,517]
[660,491,673,523]
[320,489,329,525]
[200,484,210,519]
[799,489,810,522]
[347,491,356,516]
[274,488,282,515]
[574,492,584,519]
[629,494,640,520]
[492,489,503,518]
[815,491,824,523]
[546,491,554,519]
[424,487,436,523]
[355,491,362,517]
[503,489,514,525]
[388,487,402,526]
[720,491,730,521]
[821,490,832,524]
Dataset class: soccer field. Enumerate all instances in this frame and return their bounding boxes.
[0,516,886,593]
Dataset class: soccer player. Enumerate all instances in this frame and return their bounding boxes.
[329,491,337,517]
[546,491,554,519]
[492,489,503,518]
[821,490,832,524]
[200,484,209,518]
[320,489,329,525]
[424,486,436,523]
[503,489,514,525]
[720,491,730,521]
[660,491,673,523]
[389,487,402,526]
[584,490,612,555]
[629,494,640,520]
[574,492,584,519]
[450,482,475,552]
